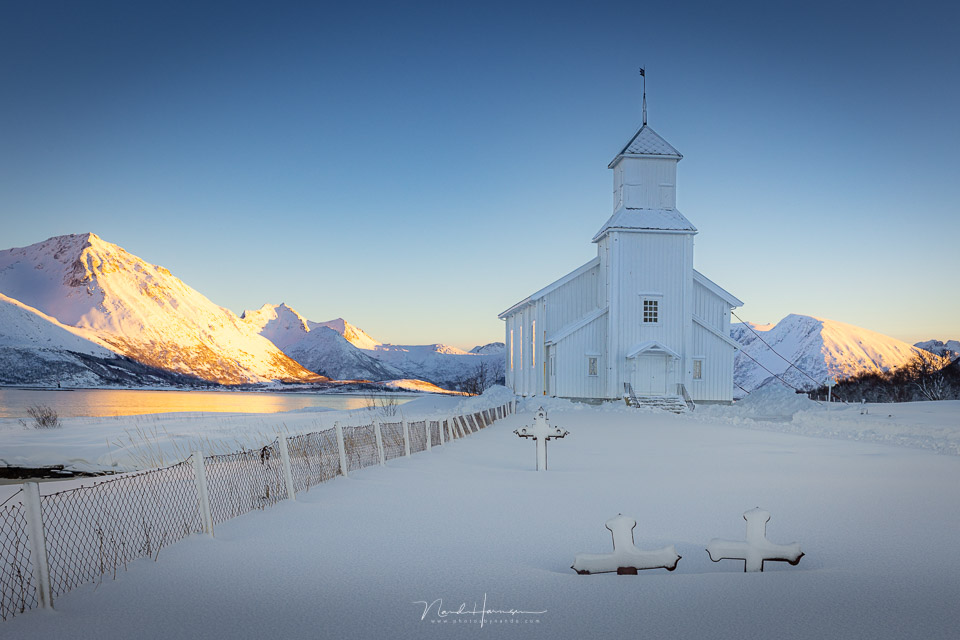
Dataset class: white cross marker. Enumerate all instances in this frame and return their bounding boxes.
[706,508,804,572]
[513,407,568,471]
[572,514,681,575]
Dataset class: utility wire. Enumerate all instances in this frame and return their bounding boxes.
[735,347,806,393]
[0,488,22,508]
[731,311,825,388]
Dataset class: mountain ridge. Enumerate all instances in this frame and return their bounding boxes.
[733,313,924,395]
[0,234,325,385]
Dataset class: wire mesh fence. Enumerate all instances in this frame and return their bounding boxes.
[465,414,478,433]
[0,398,515,623]
[343,424,379,472]
[287,430,340,494]
[40,461,202,600]
[408,421,428,454]
[204,443,285,526]
[380,422,405,461]
[0,501,35,621]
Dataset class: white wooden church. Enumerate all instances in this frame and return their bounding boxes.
[499,107,742,404]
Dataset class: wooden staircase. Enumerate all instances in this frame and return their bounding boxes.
[623,383,690,414]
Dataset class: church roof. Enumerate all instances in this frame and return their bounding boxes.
[498,257,600,319]
[592,208,697,242]
[608,125,682,168]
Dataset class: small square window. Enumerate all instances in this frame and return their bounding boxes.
[643,299,659,324]
[587,356,599,377]
[693,359,703,380]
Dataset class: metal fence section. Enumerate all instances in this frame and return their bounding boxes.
[287,430,340,493]
[39,461,201,600]
[380,422,405,460]
[342,424,379,472]
[0,398,515,623]
[204,443,286,525]
[0,501,35,621]
[408,420,428,454]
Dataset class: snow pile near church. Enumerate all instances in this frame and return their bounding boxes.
[733,314,922,394]
[699,385,960,455]
[727,381,819,419]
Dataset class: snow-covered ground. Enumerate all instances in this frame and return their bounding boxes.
[3,390,959,638]
[697,384,960,455]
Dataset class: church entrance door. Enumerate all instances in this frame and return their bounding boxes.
[635,355,668,395]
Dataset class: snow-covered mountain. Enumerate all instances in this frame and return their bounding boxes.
[0,234,325,385]
[240,303,404,381]
[732,314,923,394]
[308,317,381,350]
[286,328,407,381]
[365,343,503,388]
[469,342,505,355]
[242,302,502,387]
[915,339,960,360]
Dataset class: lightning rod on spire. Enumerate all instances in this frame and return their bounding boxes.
[640,66,647,126]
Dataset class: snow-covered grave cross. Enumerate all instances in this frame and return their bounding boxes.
[706,508,804,572]
[513,407,568,471]
[572,514,681,575]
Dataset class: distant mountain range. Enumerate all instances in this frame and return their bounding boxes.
[0,234,950,395]
[0,233,502,389]
[240,303,503,388]
[913,339,960,360]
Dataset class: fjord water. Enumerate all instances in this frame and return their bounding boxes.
[0,388,415,418]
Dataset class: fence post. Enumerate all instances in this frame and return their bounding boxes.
[335,422,349,477]
[455,415,466,438]
[426,419,432,452]
[22,482,53,611]
[191,452,215,537]
[374,420,385,466]
[277,435,296,501]
[402,418,411,457]
[439,418,446,444]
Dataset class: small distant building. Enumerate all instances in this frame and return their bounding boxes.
[499,112,742,404]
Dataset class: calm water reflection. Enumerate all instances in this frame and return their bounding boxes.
[0,388,414,418]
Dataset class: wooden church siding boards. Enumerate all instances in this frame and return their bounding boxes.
[500,116,741,403]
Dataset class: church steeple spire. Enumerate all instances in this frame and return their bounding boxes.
[640,67,647,126]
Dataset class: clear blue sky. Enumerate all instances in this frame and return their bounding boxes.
[2,0,958,350]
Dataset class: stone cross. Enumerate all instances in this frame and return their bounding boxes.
[513,407,568,471]
[572,514,681,575]
[706,508,804,572]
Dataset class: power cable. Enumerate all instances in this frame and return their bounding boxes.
[731,311,825,388]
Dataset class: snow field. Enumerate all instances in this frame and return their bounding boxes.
[4,401,960,639]
[698,384,960,455]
